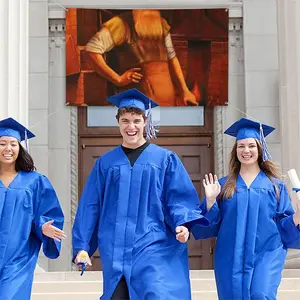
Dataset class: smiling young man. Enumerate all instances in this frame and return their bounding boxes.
[117,106,147,147]
[72,89,207,300]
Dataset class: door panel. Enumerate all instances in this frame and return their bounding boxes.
[160,143,214,269]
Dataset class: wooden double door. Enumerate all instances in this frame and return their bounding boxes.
[78,108,215,270]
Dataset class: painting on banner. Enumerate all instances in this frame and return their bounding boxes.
[65,9,228,107]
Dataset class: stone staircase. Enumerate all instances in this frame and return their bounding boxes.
[32,270,300,300]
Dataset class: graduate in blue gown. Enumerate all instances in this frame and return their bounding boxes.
[72,89,207,300]
[191,118,300,300]
[0,118,65,300]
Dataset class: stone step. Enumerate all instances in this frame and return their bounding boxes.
[32,278,300,293]
[32,270,300,300]
[33,269,300,281]
[30,290,300,300]
[33,270,215,282]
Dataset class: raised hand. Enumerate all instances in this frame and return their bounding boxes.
[42,220,66,242]
[203,173,221,210]
[175,226,189,243]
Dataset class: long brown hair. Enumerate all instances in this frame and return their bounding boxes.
[15,142,36,172]
[220,139,280,200]
[133,10,163,40]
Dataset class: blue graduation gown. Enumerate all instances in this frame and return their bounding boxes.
[72,144,206,300]
[191,171,300,300]
[0,171,64,300]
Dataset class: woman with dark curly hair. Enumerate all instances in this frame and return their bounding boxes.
[0,117,65,300]
[191,118,300,300]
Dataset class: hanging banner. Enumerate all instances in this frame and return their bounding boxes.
[66,8,228,107]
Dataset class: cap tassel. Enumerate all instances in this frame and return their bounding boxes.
[259,123,271,161]
[25,129,29,152]
[145,100,159,139]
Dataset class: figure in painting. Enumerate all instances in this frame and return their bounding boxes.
[85,10,198,106]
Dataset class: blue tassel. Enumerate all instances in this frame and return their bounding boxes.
[145,100,159,139]
[259,123,271,161]
[76,262,87,276]
[25,130,29,151]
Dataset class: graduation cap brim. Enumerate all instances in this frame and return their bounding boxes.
[106,88,159,111]
[224,117,275,141]
[0,117,35,141]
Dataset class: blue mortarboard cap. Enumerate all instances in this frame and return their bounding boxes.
[106,88,159,111]
[224,117,275,161]
[0,117,35,142]
[224,118,275,141]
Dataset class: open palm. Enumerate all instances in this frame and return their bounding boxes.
[42,220,66,242]
[203,173,221,200]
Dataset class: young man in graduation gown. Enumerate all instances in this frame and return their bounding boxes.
[72,89,207,300]
[191,118,300,300]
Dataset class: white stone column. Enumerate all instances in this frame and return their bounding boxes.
[243,0,281,164]
[215,9,245,178]
[48,5,73,271]
[277,0,300,175]
[277,0,300,268]
[0,1,9,117]
[0,0,29,125]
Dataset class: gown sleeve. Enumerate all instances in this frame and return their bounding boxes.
[162,152,207,231]
[72,158,104,260]
[276,182,300,249]
[189,177,228,240]
[32,175,64,259]
[188,197,221,240]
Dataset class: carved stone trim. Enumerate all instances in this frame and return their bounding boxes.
[70,106,78,225]
[214,106,225,178]
[229,17,243,32]
[70,107,78,271]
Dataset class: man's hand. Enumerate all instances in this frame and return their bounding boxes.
[182,89,198,106]
[117,68,143,87]
[175,226,189,243]
[42,220,66,242]
[75,250,92,271]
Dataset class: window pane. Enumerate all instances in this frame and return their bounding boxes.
[87,106,204,127]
